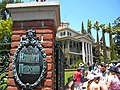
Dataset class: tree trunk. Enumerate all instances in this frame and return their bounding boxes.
[109,31,113,60]
[102,29,107,62]
[97,30,100,56]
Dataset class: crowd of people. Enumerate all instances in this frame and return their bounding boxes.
[71,62,120,90]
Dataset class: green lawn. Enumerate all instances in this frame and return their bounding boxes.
[64,71,75,85]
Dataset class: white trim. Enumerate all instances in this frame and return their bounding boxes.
[6,2,60,8]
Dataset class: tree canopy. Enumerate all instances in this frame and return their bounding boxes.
[0,0,23,20]
[0,17,12,42]
[113,16,120,32]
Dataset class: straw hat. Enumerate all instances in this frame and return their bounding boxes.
[79,63,84,66]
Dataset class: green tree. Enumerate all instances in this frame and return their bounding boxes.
[0,17,12,42]
[87,19,92,34]
[106,23,117,60]
[113,17,120,31]
[93,21,100,56]
[112,16,120,59]
[0,0,23,20]
[100,24,107,61]
[81,21,86,34]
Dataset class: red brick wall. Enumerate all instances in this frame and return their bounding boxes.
[7,20,56,90]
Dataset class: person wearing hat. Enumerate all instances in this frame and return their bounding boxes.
[115,63,120,67]
[79,63,84,66]
[99,66,108,82]
[79,63,85,86]
[89,75,101,90]
[73,67,82,90]
[107,67,120,90]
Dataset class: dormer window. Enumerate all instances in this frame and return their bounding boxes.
[67,31,72,36]
[63,24,67,27]
[61,22,70,28]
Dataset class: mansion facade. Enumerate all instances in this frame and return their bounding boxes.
[56,22,95,65]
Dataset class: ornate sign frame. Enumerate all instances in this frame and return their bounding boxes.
[12,29,47,90]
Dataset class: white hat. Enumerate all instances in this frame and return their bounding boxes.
[115,63,120,67]
[87,74,94,80]
[79,63,84,66]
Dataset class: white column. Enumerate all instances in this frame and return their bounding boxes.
[76,55,77,64]
[82,42,85,63]
[90,44,93,65]
[62,42,64,53]
[67,40,70,52]
[71,55,73,64]
[88,44,91,65]
[85,42,88,64]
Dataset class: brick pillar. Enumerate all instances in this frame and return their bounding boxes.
[6,2,60,90]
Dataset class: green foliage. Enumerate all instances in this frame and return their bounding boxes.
[0,72,8,90]
[0,17,12,42]
[112,16,120,59]
[68,59,84,69]
[93,21,100,30]
[93,21,100,57]
[87,19,92,34]
[0,84,7,90]
[65,71,75,85]
[113,16,120,31]
[0,0,23,20]
[81,22,86,34]
[0,18,12,90]
[100,56,104,62]
[100,24,107,60]
[0,72,7,79]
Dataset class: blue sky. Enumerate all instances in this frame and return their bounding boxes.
[1,0,120,46]
[59,0,120,46]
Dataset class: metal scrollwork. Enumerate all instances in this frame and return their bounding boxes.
[12,29,47,90]
[0,34,11,90]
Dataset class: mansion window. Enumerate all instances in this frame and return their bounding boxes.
[67,31,69,35]
[70,41,72,48]
[64,43,66,48]
[67,31,72,36]
[60,31,66,36]
[60,32,62,36]
[77,43,79,50]
[63,31,66,35]
[73,42,76,47]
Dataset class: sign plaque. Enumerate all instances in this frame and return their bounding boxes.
[12,29,47,90]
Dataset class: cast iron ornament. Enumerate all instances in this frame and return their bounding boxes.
[12,29,47,90]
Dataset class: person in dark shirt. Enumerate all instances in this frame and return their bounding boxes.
[79,63,85,85]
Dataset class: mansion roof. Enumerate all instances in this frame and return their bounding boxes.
[56,22,95,43]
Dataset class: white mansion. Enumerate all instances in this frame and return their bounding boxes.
[56,22,95,65]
